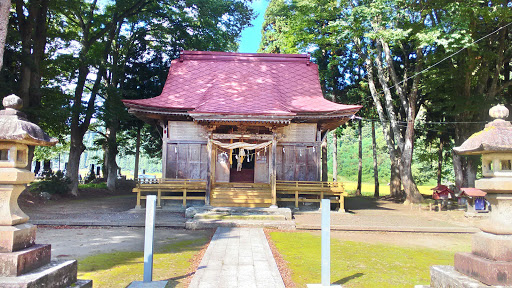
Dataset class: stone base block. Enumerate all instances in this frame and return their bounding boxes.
[0,260,78,288]
[430,265,490,287]
[473,232,512,261]
[0,244,51,277]
[68,279,93,288]
[0,224,36,253]
[126,280,168,288]
[455,252,512,286]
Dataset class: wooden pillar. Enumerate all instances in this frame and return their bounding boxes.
[321,133,328,182]
[205,133,212,206]
[271,132,277,206]
[161,121,168,179]
[333,131,338,182]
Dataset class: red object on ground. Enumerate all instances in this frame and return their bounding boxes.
[122,51,361,116]
[431,185,454,200]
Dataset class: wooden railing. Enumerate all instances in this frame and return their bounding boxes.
[276,180,346,211]
[133,178,206,208]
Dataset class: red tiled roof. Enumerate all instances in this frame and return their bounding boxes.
[460,188,487,197]
[123,51,362,116]
[431,184,452,193]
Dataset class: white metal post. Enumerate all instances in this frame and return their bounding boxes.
[321,198,330,286]
[143,195,156,282]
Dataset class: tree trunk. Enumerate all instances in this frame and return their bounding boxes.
[0,0,10,70]
[390,154,402,197]
[134,125,141,179]
[356,120,362,196]
[321,135,327,181]
[452,152,463,192]
[67,129,86,196]
[372,121,379,198]
[34,160,41,175]
[332,131,337,182]
[106,122,119,191]
[365,57,401,197]
[465,156,477,188]
[437,140,443,185]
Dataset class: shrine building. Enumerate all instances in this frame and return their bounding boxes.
[123,51,361,210]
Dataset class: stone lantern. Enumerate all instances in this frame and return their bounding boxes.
[428,104,512,287]
[0,95,90,287]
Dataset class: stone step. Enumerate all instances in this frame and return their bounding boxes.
[193,213,287,221]
[185,219,296,230]
[0,244,51,277]
[0,260,78,288]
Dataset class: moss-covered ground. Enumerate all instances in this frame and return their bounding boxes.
[77,237,209,288]
[269,231,461,288]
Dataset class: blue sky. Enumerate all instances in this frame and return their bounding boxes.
[238,0,270,53]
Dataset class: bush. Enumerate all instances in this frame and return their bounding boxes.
[29,170,71,195]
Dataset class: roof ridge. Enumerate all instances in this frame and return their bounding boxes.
[180,50,311,63]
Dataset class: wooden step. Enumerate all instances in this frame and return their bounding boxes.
[211,198,272,203]
[212,187,270,192]
[212,193,272,199]
[212,191,272,196]
[210,202,271,208]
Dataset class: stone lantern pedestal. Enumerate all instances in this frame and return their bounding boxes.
[427,105,512,287]
[0,95,91,288]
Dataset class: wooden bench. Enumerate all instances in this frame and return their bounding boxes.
[133,178,206,208]
[276,180,346,211]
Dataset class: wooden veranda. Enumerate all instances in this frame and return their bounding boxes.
[133,178,346,211]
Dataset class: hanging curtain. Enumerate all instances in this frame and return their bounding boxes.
[210,140,272,151]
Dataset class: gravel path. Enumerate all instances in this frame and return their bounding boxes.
[23,194,186,227]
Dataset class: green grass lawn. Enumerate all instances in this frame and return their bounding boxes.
[342,181,434,198]
[77,237,209,288]
[269,231,458,288]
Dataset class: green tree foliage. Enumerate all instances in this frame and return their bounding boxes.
[260,0,512,201]
[1,0,253,195]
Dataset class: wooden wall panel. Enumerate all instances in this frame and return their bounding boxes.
[215,149,230,182]
[188,144,201,179]
[276,147,284,180]
[168,121,207,141]
[275,145,319,181]
[296,147,307,180]
[166,143,208,179]
[306,146,318,181]
[254,149,269,183]
[166,144,178,178]
[283,146,296,180]
[277,123,316,143]
[200,145,208,180]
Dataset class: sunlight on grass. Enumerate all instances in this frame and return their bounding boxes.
[270,231,457,288]
[78,182,107,189]
[77,237,209,288]
[342,181,434,198]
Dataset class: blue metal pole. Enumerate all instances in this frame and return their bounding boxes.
[321,199,330,286]
[143,195,157,283]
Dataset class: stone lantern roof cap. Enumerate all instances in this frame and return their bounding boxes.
[0,95,57,146]
[454,104,512,155]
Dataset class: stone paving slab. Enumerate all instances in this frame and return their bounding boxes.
[189,227,285,288]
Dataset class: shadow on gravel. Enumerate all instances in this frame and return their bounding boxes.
[344,196,395,212]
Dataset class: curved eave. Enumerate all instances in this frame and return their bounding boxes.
[0,134,58,147]
[453,145,512,155]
